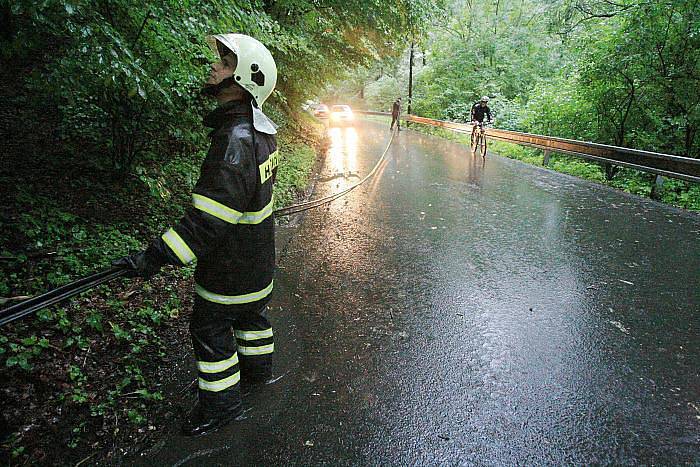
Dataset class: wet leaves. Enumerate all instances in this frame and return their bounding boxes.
[0,274,194,465]
[609,320,630,335]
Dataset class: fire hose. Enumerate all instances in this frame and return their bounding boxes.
[0,128,397,327]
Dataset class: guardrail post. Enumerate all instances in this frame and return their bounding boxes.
[650,175,665,200]
[542,150,551,166]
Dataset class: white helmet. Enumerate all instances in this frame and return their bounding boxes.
[481,96,490,103]
[206,33,278,134]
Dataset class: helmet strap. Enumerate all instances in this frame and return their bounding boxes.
[201,76,238,97]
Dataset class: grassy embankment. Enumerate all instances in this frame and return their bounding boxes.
[363,114,700,211]
[0,112,322,465]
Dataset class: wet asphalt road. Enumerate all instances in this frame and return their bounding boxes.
[139,119,700,465]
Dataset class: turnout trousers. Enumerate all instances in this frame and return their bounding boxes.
[190,295,274,410]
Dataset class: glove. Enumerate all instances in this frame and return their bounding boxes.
[112,247,165,279]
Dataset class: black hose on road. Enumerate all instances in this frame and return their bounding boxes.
[274,127,397,216]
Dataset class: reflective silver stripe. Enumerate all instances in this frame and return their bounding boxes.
[196,353,239,374]
[161,228,196,264]
[192,193,243,224]
[234,328,273,341]
[196,281,274,305]
[239,343,274,356]
[239,198,274,224]
[198,371,241,392]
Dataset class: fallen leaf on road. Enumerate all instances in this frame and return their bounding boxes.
[610,320,629,335]
[689,402,700,420]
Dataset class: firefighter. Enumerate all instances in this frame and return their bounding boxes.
[113,33,279,436]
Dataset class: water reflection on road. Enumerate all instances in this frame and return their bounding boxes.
[138,119,700,466]
[327,126,358,184]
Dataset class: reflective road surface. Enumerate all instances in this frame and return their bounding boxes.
[137,119,700,465]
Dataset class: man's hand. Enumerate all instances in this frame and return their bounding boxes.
[112,248,164,279]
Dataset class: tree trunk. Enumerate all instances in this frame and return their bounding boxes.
[0,3,13,41]
[685,121,696,158]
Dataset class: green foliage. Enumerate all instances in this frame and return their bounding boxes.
[408,0,700,161]
[4,335,49,371]
[364,75,403,112]
[274,138,317,210]
[3,0,432,175]
[408,0,564,121]
[348,0,699,208]
[8,1,213,171]
[86,310,104,332]
[0,191,143,296]
[571,0,700,155]
[110,322,131,342]
[522,74,596,138]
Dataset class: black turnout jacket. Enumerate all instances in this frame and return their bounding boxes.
[151,100,278,305]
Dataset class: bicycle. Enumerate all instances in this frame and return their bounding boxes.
[470,121,489,158]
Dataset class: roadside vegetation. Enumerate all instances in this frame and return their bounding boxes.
[339,0,700,207]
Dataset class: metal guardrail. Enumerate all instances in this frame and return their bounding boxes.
[358,111,700,184]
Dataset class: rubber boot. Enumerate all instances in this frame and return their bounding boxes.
[240,371,283,396]
[181,401,243,437]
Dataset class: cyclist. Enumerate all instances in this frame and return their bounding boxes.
[470,95,492,139]
[471,96,492,159]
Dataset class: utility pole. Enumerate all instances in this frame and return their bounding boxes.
[408,40,414,116]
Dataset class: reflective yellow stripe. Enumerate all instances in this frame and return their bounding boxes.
[198,371,241,392]
[234,328,273,341]
[196,353,239,374]
[196,281,274,305]
[239,343,274,356]
[192,193,243,224]
[161,228,196,264]
[259,150,280,184]
[239,198,274,224]
[192,193,273,225]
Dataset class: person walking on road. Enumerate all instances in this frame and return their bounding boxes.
[113,33,279,437]
[390,97,402,131]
